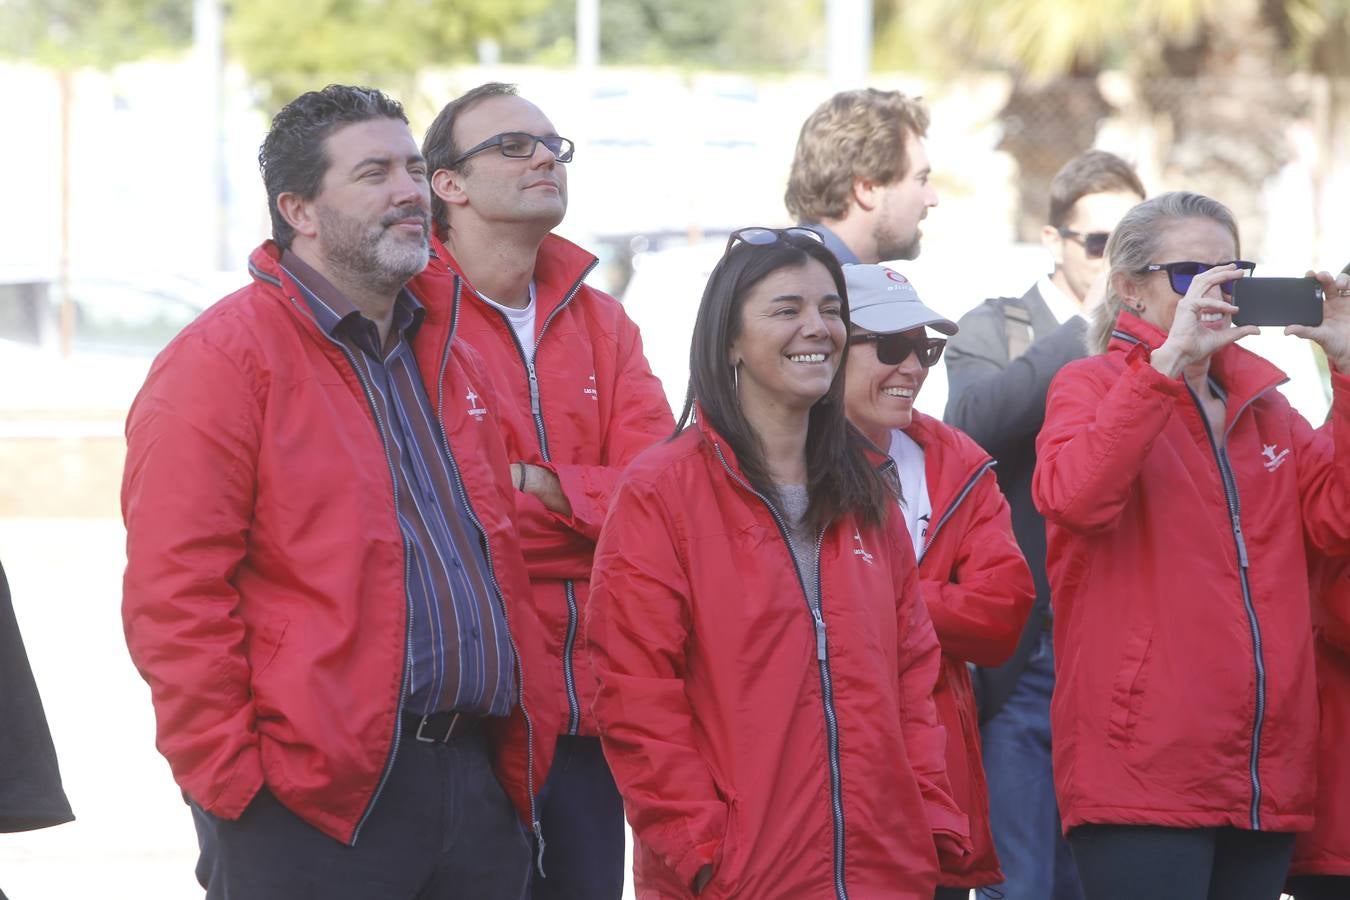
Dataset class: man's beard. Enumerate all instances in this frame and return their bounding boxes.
[317,203,429,294]
[873,219,921,263]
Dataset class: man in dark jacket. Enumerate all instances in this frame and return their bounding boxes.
[0,557,74,899]
[942,150,1143,900]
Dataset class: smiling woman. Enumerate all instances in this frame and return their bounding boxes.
[1034,191,1350,900]
[586,227,972,900]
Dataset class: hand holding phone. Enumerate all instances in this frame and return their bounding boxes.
[1231,277,1324,327]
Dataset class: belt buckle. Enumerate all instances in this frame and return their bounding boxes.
[415,712,460,743]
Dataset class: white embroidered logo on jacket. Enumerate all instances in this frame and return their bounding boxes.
[1261,443,1290,473]
[853,530,875,565]
[465,387,487,422]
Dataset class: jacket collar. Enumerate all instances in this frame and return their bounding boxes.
[247,240,456,374]
[903,410,994,508]
[429,232,599,321]
[1108,308,1289,415]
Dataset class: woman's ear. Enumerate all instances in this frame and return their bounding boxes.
[1112,270,1143,312]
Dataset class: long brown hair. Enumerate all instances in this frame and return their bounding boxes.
[675,234,893,533]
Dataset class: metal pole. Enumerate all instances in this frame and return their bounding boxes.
[195,0,228,270]
[826,0,872,90]
[577,0,599,70]
[58,69,74,359]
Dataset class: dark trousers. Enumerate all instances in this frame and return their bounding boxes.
[1287,875,1350,900]
[530,735,625,900]
[980,630,1083,900]
[192,726,530,899]
[1068,824,1296,900]
[934,887,971,899]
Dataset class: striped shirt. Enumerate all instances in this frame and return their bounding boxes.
[281,251,515,718]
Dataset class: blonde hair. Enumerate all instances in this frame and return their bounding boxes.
[785,89,930,224]
[1088,191,1240,354]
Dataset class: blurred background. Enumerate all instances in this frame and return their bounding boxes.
[1,0,1347,896]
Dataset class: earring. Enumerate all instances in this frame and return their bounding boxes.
[732,363,740,393]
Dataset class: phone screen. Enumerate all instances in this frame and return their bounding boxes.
[1231,278,1323,328]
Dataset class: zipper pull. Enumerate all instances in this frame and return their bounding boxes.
[533,819,547,877]
[813,609,827,661]
[1233,516,1249,568]
[527,363,541,416]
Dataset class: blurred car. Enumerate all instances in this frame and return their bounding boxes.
[0,272,240,420]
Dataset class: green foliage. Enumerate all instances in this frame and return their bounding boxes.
[227,0,553,110]
[878,0,1349,78]
[0,0,191,68]
[505,0,822,70]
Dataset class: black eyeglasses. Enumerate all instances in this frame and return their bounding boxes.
[1057,227,1110,259]
[1137,260,1257,297]
[848,332,947,367]
[724,226,825,255]
[450,132,575,167]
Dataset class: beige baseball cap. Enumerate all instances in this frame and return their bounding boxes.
[843,264,958,336]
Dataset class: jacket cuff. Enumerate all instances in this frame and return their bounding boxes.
[674,837,721,888]
[1125,345,1187,397]
[197,751,265,821]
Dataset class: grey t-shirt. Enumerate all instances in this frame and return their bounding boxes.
[775,483,819,606]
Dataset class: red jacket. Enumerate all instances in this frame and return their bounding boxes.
[1291,549,1350,876]
[905,412,1034,886]
[412,234,673,736]
[1033,312,1350,833]
[587,415,969,900]
[121,242,556,844]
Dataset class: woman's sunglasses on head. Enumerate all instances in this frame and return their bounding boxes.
[1137,260,1257,297]
[724,226,826,255]
[848,332,947,367]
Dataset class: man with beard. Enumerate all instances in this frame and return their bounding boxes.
[786,87,938,264]
[121,85,555,899]
[416,83,673,900]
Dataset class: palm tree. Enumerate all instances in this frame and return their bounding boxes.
[879,0,1350,250]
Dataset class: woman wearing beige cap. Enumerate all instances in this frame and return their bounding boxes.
[842,263,1035,900]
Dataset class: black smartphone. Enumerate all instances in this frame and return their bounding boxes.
[1231,277,1323,327]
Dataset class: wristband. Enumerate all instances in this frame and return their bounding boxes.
[516,464,526,491]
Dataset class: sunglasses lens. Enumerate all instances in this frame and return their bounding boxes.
[920,341,946,367]
[748,228,783,246]
[874,334,910,365]
[1084,233,1108,258]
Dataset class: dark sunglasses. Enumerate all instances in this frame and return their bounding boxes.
[450,132,575,167]
[848,332,947,367]
[724,226,825,255]
[1057,227,1110,259]
[1137,260,1257,297]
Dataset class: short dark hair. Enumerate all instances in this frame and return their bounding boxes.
[423,82,519,235]
[676,234,893,533]
[258,85,408,249]
[1047,149,1145,228]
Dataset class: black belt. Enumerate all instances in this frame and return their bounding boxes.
[403,711,486,744]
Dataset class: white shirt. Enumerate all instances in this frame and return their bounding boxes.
[1037,274,1085,326]
[889,429,931,558]
[477,281,538,360]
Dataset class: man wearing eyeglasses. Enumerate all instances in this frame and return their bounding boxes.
[941,150,1144,900]
[785,88,938,265]
[417,83,674,900]
[123,85,554,899]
